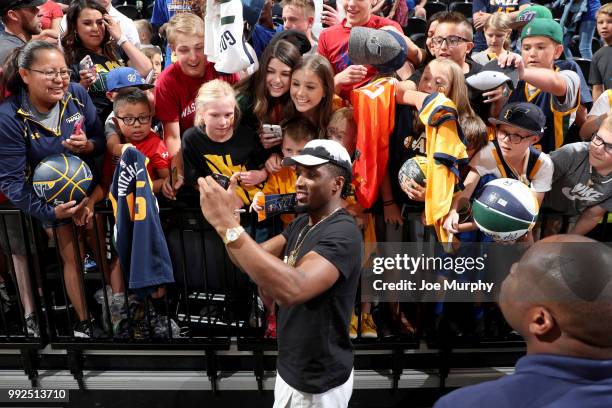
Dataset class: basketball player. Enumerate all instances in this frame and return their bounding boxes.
[198,140,362,408]
[434,234,612,407]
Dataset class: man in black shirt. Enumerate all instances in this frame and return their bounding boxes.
[198,140,363,407]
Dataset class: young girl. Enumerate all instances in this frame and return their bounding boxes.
[471,13,512,65]
[182,80,268,210]
[235,39,302,150]
[286,54,336,137]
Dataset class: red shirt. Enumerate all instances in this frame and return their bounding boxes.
[102,132,170,186]
[318,16,402,100]
[39,1,63,31]
[154,61,239,135]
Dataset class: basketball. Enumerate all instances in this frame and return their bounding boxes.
[398,156,427,194]
[32,154,93,206]
[472,178,539,242]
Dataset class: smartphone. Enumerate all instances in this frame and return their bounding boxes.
[262,124,282,140]
[322,0,337,27]
[211,173,230,189]
[79,55,98,82]
[73,117,84,135]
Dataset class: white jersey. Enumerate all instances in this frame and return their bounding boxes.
[205,0,257,74]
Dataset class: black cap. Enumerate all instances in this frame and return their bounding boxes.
[269,29,312,55]
[0,0,44,14]
[488,102,546,137]
[466,58,520,91]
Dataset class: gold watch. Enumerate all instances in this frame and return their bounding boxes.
[222,226,245,245]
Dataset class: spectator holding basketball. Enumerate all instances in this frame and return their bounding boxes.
[61,0,152,121]
[443,102,553,241]
[0,41,105,337]
[543,112,612,236]
[434,234,612,407]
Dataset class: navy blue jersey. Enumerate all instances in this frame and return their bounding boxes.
[0,83,104,221]
[109,146,174,291]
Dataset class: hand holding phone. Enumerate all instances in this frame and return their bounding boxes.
[261,124,283,149]
[79,55,98,84]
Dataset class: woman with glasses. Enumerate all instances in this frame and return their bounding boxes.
[61,0,152,122]
[443,102,553,242]
[544,112,612,236]
[0,40,105,338]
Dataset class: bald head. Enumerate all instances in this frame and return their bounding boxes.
[500,234,612,355]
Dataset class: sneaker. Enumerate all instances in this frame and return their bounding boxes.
[0,283,11,313]
[264,314,276,339]
[73,318,103,338]
[349,312,358,339]
[360,313,378,339]
[83,254,97,273]
[73,320,92,338]
[25,314,39,337]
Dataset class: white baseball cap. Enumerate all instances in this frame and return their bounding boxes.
[282,139,352,172]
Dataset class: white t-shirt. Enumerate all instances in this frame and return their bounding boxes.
[469,142,554,193]
[588,89,612,117]
[61,6,141,49]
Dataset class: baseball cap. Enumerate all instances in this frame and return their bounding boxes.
[509,5,553,29]
[348,27,408,73]
[466,58,520,91]
[282,139,352,173]
[521,18,563,44]
[0,0,44,14]
[105,67,154,92]
[488,102,546,137]
[269,29,312,55]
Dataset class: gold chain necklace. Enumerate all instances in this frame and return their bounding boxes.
[284,208,341,267]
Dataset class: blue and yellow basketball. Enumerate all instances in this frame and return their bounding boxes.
[398,156,427,194]
[32,154,93,206]
[472,178,539,242]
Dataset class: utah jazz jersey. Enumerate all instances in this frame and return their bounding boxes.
[470,140,554,194]
[418,93,469,243]
[509,68,580,153]
[109,146,174,291]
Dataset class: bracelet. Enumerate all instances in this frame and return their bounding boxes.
[383,200,395,206]
[116,34,128,47]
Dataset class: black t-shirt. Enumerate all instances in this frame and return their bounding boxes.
[70,49,127,121]
[278,210,363,394]
[182,124,266,205]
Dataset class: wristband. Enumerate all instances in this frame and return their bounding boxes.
[116,34,128,47]
[383,200,395,206]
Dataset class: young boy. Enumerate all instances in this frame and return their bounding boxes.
[281,0,317,50]
[110,88,170,194]
[544,112,612,236]
[589,3,612,101]
[501,18,581,154]
[444,102,553,240]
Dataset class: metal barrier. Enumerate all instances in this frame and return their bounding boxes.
[0,203,608,390]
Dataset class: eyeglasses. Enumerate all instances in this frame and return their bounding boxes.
[115,115,152,126]
[28,68,72,80]
[591,133,612,154]
[431,35,469,48]
[497,129,533,144]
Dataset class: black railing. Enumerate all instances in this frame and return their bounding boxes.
[0,203,608,390]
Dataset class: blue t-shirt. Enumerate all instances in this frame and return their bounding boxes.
[250,24,283,58]
[434,354,612,408]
